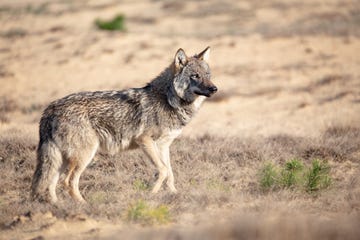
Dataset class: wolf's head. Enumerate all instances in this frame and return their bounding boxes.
[171,47,217,104]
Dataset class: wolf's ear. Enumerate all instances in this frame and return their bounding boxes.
[196,46,210,62]
[174,48,188,70]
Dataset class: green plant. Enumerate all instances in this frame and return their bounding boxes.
[280,159,304,188]
[126,200,170,225]
[95,14,126,31]
[305,159,331,192]
[258,159,331,193]
[133,179,150,191]
[259,162,278,190]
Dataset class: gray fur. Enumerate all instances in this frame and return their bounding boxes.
[31,47,217,203]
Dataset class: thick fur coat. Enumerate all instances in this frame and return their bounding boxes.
[31,47,217,203]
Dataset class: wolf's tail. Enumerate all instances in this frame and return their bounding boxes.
[31,140,62,202]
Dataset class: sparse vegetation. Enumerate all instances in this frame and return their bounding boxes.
[126,200,170,225]
[279,159,304,188]
[95,14,126,31]
[304,159,331,192]
[0,123,358,239]
[259,159,332,192]
[133,179,150,191]
[259,162,278,190]
[1,126,355,226]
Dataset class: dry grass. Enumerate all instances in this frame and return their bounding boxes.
[0,97,18,123]
[0,126,359,239]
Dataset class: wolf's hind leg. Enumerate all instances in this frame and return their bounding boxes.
[63,160,76,188]
[67,143,98,203]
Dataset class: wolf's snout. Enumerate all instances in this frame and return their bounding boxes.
[208,86,218,93]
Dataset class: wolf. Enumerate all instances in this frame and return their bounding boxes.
[31,47,217,203]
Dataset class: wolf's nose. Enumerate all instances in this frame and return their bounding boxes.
[208,86,218,93]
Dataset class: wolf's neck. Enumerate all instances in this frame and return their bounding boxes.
[148,65,174,94]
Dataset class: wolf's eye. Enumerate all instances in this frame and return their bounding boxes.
[190,74,200,80]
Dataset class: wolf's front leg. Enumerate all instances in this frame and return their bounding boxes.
[156,130,182,193]
[157,143,177,193]
[137,136,168,193]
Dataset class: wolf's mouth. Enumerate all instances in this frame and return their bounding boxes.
[194,90,211,97]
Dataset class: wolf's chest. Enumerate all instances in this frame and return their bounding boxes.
[193,96,206,110]
[153,129,183,143]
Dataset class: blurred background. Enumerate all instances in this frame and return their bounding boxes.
[0,0,359,138]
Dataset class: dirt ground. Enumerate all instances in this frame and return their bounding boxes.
[0,0,359,239]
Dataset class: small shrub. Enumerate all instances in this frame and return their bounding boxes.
[258,159,331,193]
[133,179,150,191]
[259,162,278,190]
[95,14,126,31]
[126,200,170,225]
[305,159,331,192]
[279,159,304,188]
[127,200,147,222]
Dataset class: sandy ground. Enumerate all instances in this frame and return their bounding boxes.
[0,0,359,239]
